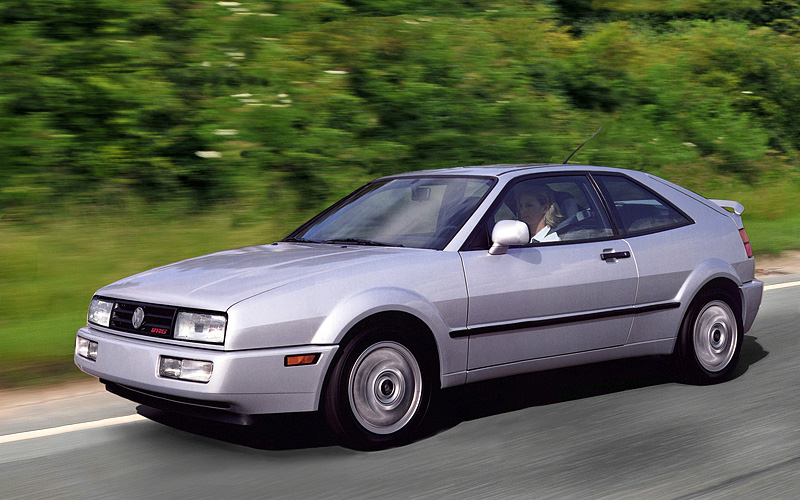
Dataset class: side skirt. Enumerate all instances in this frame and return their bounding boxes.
[464,339,675,384]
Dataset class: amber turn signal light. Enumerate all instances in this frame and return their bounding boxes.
[285,354,319,367]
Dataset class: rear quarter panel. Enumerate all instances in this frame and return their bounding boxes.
[624,171,750,345]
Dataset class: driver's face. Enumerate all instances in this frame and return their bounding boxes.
[518,192,549,227]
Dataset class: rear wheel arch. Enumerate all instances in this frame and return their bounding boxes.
[674,277,744,384]
[691,277,743,317]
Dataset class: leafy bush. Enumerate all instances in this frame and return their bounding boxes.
[0,0,798,219]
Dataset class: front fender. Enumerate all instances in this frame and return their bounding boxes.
[311,286,469,387]
[311,287,447,344]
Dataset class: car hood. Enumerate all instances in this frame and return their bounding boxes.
[96,243,402,311]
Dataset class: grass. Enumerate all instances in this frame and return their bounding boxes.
[0,206,305,389]
[1,177,798,389]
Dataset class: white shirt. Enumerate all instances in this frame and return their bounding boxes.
[532,226,560,243]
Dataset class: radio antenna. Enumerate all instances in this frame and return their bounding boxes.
[563,127,602,164]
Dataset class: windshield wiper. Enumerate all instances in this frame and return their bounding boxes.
[283,236,319,243]
[322,238,402,247]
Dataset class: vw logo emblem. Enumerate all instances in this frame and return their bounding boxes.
[132,307,145,329]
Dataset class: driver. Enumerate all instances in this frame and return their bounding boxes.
[516,184,563,242]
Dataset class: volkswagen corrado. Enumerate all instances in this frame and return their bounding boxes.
[74,164,763,449]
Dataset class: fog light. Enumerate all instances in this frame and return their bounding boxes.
[179,359,214,383]
[160,357,181,378]
[159,356,213,383]
[76,336,98,361]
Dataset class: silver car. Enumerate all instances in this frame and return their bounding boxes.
[74,164,763,449]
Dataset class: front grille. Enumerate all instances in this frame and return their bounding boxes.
[109,300,178,339]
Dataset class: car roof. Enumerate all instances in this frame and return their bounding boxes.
[383,163,631,179]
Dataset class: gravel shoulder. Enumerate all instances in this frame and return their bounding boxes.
[754,250,800,277]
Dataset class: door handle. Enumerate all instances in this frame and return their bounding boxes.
[601,250,631,261]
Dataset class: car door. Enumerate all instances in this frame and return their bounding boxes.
[458,174,639,370]
[591,173,695,344]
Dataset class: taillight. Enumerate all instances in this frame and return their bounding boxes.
[739,228,753,258]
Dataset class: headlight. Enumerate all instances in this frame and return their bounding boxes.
[175,312,226,344]
[88,298,113,327]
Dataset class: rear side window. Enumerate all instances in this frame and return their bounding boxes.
[594,174,692,236]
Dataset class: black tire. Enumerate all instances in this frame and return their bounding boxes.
[674,289,743,385]
[323,324,435,450]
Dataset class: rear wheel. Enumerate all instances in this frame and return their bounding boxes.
[324,325,434,450]
[675,289,743,384]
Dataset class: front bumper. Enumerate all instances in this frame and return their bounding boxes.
[74,326,337,419]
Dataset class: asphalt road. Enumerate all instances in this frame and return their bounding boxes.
[1,275,798,499]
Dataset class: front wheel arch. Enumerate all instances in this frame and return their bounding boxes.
[321,312,439,450]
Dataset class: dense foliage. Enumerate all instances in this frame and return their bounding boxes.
[2,0,800,218]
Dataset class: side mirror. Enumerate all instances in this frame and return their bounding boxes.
[489,220,530,255]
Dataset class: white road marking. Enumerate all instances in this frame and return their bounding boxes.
[0,414,145,445]
[764,280,800,291]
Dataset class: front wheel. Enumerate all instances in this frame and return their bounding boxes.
[324,327,434,450]
[675,290,743,384]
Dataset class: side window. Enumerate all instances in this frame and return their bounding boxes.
[488,175,614,245]
[594,174,691,236]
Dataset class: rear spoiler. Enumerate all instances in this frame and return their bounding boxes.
[710,199,745,216]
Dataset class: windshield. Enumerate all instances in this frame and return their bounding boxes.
[287,176,495,250]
